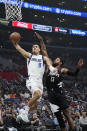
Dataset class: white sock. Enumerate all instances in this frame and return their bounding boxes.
[24,106,30,112]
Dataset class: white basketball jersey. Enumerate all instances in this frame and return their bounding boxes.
[27,54,45,81]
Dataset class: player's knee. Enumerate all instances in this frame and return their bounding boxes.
[34,90,42,98]
[37,91,42,98]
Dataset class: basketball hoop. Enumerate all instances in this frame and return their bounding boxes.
[3,0,23,21]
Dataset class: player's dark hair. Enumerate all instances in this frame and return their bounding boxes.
[33,43,41,49]
[52,58,64,67]
[60,59,64,66]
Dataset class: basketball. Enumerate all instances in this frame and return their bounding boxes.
[9,32,21,43]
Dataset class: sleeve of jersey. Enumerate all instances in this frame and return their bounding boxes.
[67,68,80,76]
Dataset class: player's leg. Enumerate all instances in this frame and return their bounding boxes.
[49,102,67,131]
[26,81,43,111]
[25,90,41,112]
[55,111,67,131]
[56,94,74,131]
[28,90,42,107]
[63,107,74,131]
[30,101,40,111]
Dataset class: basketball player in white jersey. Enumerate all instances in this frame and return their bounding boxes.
[11,34,56,112]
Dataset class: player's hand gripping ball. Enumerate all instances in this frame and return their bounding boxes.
[10,32,21,44]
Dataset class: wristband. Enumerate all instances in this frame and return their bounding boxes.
[49,66,55,72]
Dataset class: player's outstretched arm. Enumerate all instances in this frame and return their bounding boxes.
[35,32,48,57]
[12,42,31,59]
[61,59,83,76]
[44,56,57,73]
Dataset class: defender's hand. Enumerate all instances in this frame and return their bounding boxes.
[11,40,17,45]
[78,59,83,68]
[35,32,43,41]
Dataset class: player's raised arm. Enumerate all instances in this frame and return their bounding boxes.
[61,59,83,76]
[10,32,31,59]
[35,32,48,57]
[44,56,57,73]
[13,43,31,59]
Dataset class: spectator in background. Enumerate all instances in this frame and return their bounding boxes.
[37,119,46,131]
[0,103,4,131]
[30,113,40,131]
[0,103,3,124]
[52,114,61,130]
[74,115,82,131]
[3,111,13,131]
[79,111,87,131]
[11,112,19,130]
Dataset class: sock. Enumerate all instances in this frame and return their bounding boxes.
[24,106,30,112]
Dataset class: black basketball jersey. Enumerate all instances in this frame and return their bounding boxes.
[46,69,64,97]
[46,69,70,109]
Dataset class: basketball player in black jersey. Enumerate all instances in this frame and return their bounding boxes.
[35,32,83,131]
[46,58,83,131]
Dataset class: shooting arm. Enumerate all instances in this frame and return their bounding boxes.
[13,43,31,59]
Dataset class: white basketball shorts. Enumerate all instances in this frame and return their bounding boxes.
[26,77,43,101]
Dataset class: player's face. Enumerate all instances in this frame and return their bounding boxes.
[54,58,61,65]
[32,44,40,55]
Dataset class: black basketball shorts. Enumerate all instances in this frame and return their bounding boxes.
[49,91,70,110]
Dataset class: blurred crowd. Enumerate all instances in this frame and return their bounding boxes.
[0,77,61,131]
[0,75,87,131]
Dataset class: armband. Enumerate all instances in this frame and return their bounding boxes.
[49,66,55,72]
